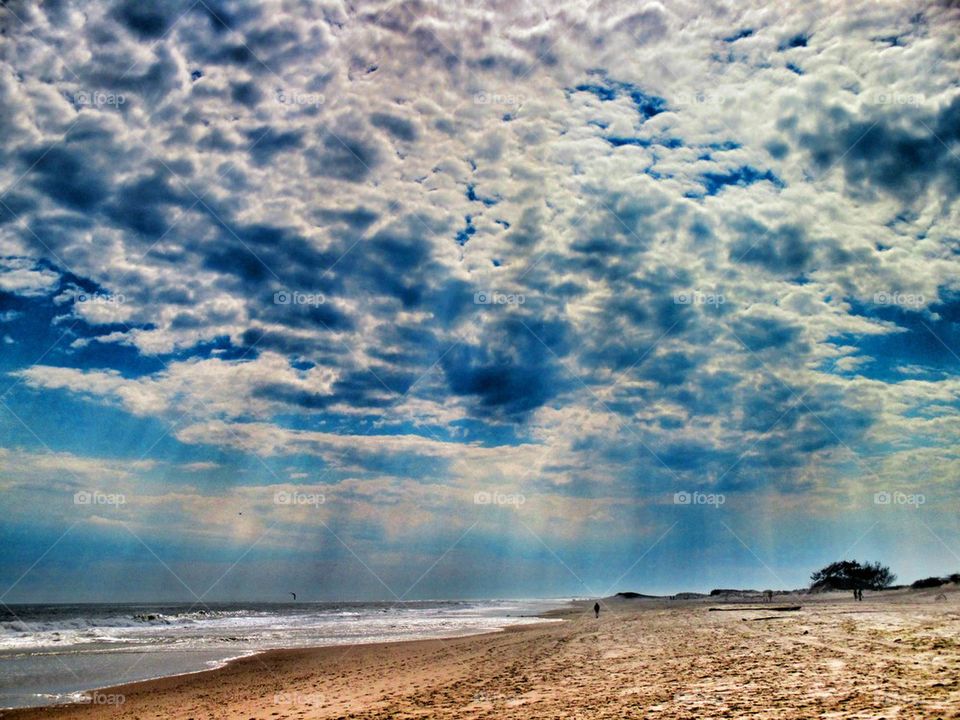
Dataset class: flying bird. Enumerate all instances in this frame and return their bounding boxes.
[289,592,296,600]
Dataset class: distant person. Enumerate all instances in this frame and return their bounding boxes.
[858,589,863,601]
[594,602,600,618]
[853,588,858,601]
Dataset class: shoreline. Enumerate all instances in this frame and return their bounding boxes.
[5,593,960,718]
[0,649,263,713]
[1,617,577,719]
[0,605,577,716]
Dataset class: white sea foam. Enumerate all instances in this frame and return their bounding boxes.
[0,600,567,709]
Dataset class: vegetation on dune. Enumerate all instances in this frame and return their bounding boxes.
[809,560,896,590]
[911,576,946,589]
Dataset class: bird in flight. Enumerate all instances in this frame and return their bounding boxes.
[289,592,296,600]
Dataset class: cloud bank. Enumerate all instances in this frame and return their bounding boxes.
[1,0,959,600]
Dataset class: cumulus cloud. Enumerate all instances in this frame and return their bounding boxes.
[2,0,960,594]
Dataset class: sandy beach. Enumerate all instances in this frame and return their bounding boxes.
[4,588,960,719]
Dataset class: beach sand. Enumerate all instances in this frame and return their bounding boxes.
[5,588,960,719]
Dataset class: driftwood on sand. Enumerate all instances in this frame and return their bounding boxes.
[708,606,802,612]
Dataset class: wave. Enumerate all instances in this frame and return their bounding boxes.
[3,611,233,636]
[0,601,567,655]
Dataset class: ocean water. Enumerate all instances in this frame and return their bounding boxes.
[0,600,566,709]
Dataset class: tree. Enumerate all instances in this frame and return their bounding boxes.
[810,560,896,590]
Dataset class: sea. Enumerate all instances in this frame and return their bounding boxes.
[0,599,567,709]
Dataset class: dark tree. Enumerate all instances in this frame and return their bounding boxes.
[810,560,896,590]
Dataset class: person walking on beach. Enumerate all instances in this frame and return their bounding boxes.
[594,602,600,618]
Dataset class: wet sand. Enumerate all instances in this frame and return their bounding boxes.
[5,588,960,719]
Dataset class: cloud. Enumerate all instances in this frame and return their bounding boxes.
[793,95,960,205]
[2,0,960,596]
[0,258,61,296]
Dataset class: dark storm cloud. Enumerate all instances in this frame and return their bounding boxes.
[793,96,960,203]
[244,126,305,166]
[0,193,37,226]
[19,146,111,211]
[442,316,571,419]
[104,168,191,238]
[728,221,813,274]
[369,112,418,142]
[637,351,697,387]
[109,0,189,39]
[230,80,263,107]
[199,220,341,291]
[732,314,805,353]
[307,131,382,182]
[327,215,463,314]
[312,206,379,232]
[251,382,334,410]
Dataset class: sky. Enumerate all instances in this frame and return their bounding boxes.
[1,0,959,603]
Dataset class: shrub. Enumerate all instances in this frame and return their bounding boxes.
[810,560,896,590]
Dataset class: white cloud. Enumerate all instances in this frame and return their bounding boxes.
[2,0,960,577]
